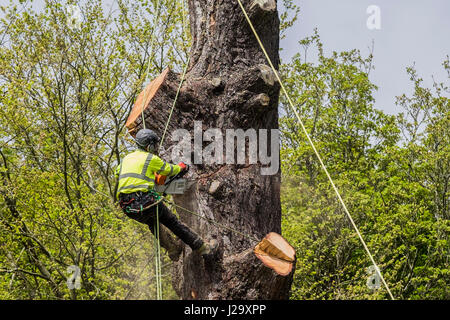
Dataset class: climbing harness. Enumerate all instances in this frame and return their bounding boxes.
[119,189,162,213]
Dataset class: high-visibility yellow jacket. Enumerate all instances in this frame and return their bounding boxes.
[115,150,182,198]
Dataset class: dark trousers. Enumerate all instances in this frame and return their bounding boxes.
[119,191,203,251]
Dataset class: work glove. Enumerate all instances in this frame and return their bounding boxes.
[178,162,189,172]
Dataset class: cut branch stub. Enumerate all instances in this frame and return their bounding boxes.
[249,93,270,109]
[257,64,277,86]
[253,232,296,276]
[126,68,171,137]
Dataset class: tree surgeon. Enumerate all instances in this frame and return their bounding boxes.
[115,129,218,260]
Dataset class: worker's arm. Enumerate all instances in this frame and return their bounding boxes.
[149,155,182,177]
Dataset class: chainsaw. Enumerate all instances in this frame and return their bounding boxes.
[154,168,195,195]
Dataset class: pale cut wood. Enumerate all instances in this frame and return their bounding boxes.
[254,232,296,276]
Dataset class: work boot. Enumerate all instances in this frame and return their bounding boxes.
[196,239,219,258]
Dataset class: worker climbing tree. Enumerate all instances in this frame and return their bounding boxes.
[116,128,218,261]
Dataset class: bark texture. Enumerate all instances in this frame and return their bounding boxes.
[133,0,294,299]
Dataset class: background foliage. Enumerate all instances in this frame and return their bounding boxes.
[280,32,449,300]
[0,0,188,299]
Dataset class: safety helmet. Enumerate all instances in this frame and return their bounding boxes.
[135,129,160,152]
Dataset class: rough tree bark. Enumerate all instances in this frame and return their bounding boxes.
[131,0,294,299]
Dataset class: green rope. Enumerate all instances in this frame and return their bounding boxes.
[137,0,163,299]
[158,0,191,152]
[151,5,190,298]
[157,206,162,297]
[137,0,190,300]
[154,204,162,299]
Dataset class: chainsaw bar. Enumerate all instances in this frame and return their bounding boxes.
[154,178,195,195]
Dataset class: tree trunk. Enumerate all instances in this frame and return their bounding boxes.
[134,0,294,299]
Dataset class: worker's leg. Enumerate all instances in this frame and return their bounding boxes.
[120,192,203,252]
[154,202,204,251]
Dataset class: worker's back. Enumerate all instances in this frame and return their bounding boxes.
[116,150,181,197]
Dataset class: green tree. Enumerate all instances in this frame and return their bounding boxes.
[280,34,449,299]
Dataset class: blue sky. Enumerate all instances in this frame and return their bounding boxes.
[279,0,450,114]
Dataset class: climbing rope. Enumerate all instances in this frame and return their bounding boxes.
[152,8,191,297]
[139,1,190,141]
[135,0,191,300]
[157,0,191,153]
[235,0,395,300]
